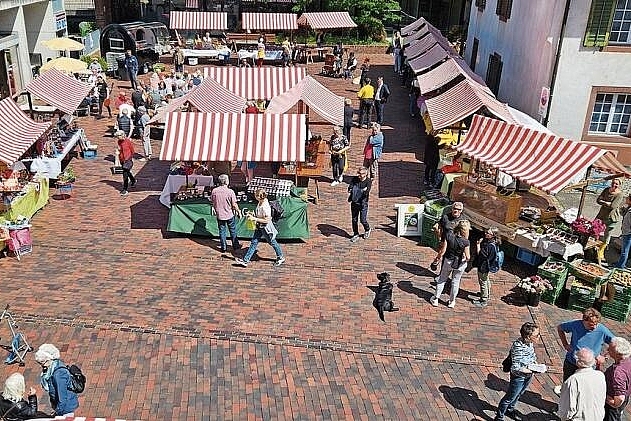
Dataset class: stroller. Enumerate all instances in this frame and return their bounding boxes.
[0,305,32,366]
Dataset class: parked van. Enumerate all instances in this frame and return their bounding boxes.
[100,21,171,74]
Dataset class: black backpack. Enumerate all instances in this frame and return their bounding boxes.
[270,200,285,224]
[55,364,86,394]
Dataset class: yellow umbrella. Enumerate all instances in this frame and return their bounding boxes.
[42,37,84,51]
[40,57,88,74]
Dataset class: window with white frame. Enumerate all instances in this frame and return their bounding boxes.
[589,93,631,135]
[610,0,631,44]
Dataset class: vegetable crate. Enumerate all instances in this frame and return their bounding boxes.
[568,279,597,312]
[421,213,440,249]
[568,259,610,285]
[600,299,631,323]
[607,269,631,304]
[538,257,569,305]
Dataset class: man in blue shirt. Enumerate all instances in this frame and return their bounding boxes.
[362,123,383,179]
[557,307,614,381]
[124,50,139,90]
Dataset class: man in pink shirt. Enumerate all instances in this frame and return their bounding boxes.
[210,174,242,253]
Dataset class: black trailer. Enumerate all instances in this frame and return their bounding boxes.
[100,21,171,75]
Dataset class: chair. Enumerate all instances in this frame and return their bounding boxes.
[321,54,335,76]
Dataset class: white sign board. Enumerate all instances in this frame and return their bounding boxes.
[395,204,424,237]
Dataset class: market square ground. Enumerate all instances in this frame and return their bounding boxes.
[0,53,628,420]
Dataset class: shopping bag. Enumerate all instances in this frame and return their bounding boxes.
[352,76,361,85]
[245,218,256,231]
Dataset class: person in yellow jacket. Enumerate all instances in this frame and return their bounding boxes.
[357,78,375,129]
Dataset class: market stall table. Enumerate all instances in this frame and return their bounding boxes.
[237,49,284,64]
[23,128,86,179]
[167,194,309,239]
[159,174,214,207]
[0,178,49,223]
[277,140,327,204]
[182,47,231,64]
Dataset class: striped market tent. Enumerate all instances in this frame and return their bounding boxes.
[296,12,357,29]
[401,17,428,36]
[405,31,456,60]
[241,13,298,31]
[408,43,453,74]
[203,66,307,100]
[148,77,246,125]
[185,0,198,8]
[160,113,307,162]
[424,78,517,131]
[456,115,630,194]
[169,11,228,30]
[416,56,489,95]
[0,98,51,165]
[266,75,344,126]
[25,68,92,115]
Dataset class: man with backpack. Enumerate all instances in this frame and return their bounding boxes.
[473,227,503,308]
[34,343,81,417]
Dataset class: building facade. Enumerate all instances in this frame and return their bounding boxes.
[465,0,631,163]
[0,0,66,100]
[400,0,470,38]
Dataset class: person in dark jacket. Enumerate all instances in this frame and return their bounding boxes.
[131,88,145,109]
[116,108,133,138]
[0,373,49,420]
[124,49,139,90]
[348,167,372,243]
[343,98,354,141]
[95,76,111,119]
[35,344,79,417]
[423,136,440,187]
[474,227,500,307]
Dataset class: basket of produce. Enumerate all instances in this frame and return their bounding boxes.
[607,269,631,300]
[568,259,610,284]
[423,198,451,217]
[538,257,568,284]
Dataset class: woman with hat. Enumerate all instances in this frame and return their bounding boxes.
[35,344,79,417]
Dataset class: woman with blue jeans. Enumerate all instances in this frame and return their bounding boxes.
[235,188,284,267]
[495,322,541,421]
[615,194,631,269]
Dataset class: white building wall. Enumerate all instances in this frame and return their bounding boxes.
[548,3,631,140]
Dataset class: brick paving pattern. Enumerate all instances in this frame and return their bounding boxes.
[0,53,628,420]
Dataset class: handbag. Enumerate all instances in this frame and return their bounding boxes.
[103,98,111,107]
[502,353,512,372]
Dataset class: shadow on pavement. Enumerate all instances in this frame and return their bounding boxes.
[484,374,560,418]
[438,385,496,420]
[317,223,350,238]
[396,280,432,301]
[130,195,169,230]
[377,161,422,198]
[396,262,434,278]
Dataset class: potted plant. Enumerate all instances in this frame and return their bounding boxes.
[571,216,606,246]
[57,166,76,184]
[517,275,553,306]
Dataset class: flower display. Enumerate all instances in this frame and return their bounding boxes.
[57,166,76,183]
[518,275,553,295]
[571,216,606,237]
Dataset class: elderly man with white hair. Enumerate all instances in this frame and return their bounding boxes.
[34,343,79,417]
[605,336,631,421]
[558,347,605,420]
[210,174,242,253]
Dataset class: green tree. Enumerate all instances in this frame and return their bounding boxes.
[293,0,401,41]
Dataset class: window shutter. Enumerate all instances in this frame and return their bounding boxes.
[583,0,616,47]
[475,0,486,11]
[495,0,513,21]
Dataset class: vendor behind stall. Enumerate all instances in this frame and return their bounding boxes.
[596,178,624,264]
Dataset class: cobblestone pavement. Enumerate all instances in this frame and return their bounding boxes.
[0,53,628,420]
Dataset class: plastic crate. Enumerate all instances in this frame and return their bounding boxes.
[607,269,631,302]
[541,281,564,305]
[516,248,545,266]
[83,149,97,159]
[601,300,631,322]
[501,242,518,259]
[568,259,610,285]
[538,257,569,284]
[568,281,597,312]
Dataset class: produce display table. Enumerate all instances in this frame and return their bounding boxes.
[23,129,85,178]
[167,195,309,240]
[159,175,214,207]
[0,179,49,224]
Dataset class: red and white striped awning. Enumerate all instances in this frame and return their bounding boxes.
[406,31,455,59]
[0,98,51,165]
[297,12,357,29]
[425,79,517,130]
[401,17,427,36]
[456,115,630,194]
[25,68,92,115]
[266,75,344,126]
[408,43,451,74]
[404,21,443,46]
[417,56,488,94]
[148,77,246,125]
[169,11,228,30]
[241,13,298,30]
[185,0,198,8]
[203,67,306,100]
[161,113,306,162]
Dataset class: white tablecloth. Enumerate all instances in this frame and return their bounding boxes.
[25,129,84,178]
[182,48,231,59]
[159,175,214,207]
[237,50,284,62]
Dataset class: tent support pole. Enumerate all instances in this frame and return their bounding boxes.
[578,165,594,216]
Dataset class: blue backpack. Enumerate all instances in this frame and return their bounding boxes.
[489,243,504,273]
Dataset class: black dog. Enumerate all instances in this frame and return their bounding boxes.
[373,272,398,322]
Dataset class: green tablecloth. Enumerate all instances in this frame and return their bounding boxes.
[167,195,310,240]
[0,178,50,223]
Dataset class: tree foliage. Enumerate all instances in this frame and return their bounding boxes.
[293,0,401,41]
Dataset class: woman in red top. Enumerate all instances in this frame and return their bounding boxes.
[116,130,136,196]
[244,101,259,114]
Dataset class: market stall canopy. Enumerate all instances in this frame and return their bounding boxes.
[25,68,92,115]
[416,56,488,95]
[266,75,344,126]
[41,37,84,51]
[425,79,516,131]
[296,12,357,29]
[203,66,306,100]
[169,11,228,30]
[0,98,51,165]
[404,20,443,46]
[148,77,247,125]
[161,112,307,162]
[408,43,454,74]
[455,115,631,195]
[241,13,298,30]
[405,31,457,60]
[40,57,88,74]
[401,17,428,36]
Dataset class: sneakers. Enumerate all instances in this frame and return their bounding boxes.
[234,258,249,267]
[473,300,488,308]
[364,228,372,239]
[554,385,562,396]
[138,157,146,162]
[448,300,456,308]
[130,179,136,187]
[233,243,242,251]
[430,296,439,307]
[350,235,360,243]
[331,180,339,186]
[338,176,343,182]
[120,190,129,196]
[274,257,286,267]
